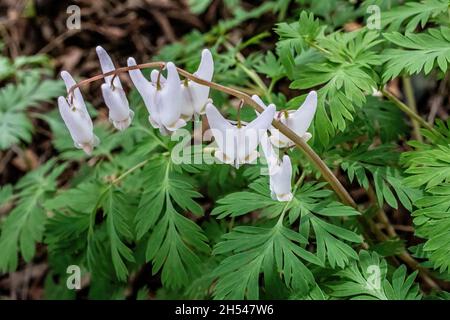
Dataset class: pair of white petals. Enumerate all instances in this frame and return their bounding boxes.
[206,91,317,201]
[260,133,293,202]
[58,47,135,154]
[205,102,276,169]
[58,71,99,155]
[96,46,134,131]
[127,49,213,135]
[205,104,292,201]
[252,91,317,148]
[257,91,316,201]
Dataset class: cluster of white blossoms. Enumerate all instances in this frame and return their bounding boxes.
[57,47,317,202]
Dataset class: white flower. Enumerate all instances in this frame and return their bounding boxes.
[252,90,317,148]
[260,133,293,202]
[269,155,293,202]
[260,132,279,173]
[151,49,213,120]
[205,102,275,168]
[59,71,99,154]
[371,87,383,97]
[127,59,185,135]
[96,46,133,131]
[150,49,213,120]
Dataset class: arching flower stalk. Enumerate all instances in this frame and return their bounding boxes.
[59,46,354,208]
[252,90,317,148]
[58,71,99,155]
[96,46,134,131]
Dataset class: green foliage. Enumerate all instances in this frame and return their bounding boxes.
[381,0,449,32]
[402,140,450,273]
[276,12,383,145]
[328,251,421,300]
[0,185,13,206]
[340,144,421,210]
[0,54,52,81]
[213,222,321,299]
[212,179,362,269]
[102,188,136,281]
[0,74,64,149]
[382,27,450,81]
[136,157,210,288]
[275,11,323,58]
[1,0,450,301]
[0,160,66,272]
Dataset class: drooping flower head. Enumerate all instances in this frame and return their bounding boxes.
[96,46,134,131]
[127,59,185,135]
[151,49,214,120]
[252,91,317,148]
[260,133,293,202]
[58,71,99,154]
[205,102,275,168]
[268,155,293,202]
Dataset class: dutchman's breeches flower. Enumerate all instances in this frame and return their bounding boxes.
[205,102,276,168]
[152,49,214,120]
[96,46,134,131]
[252,90,317,148]
[127,59,185,135]
[269,155,293,202]
[181,49,214,118]
[58,71,99,155]
[260,133,293,202]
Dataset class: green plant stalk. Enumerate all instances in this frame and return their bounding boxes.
[88,157,152,236]
[306,39,331,55]
[402,77,423,142]
[382,88,441,138]
[224,40,272,103]
[367,185,439,290]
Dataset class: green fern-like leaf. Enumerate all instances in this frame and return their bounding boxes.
[101,188,136,281]
[135,157,209,288]
[381,0,449,32]
[285,28,382,145]
[328,251,422,300]
[0,76,64,149]
[402,144,450,273]
[212,179,362,268]
[0,160,66,272]
[340,144,421,211]
[213,222,322,299]
[382,27,450,81]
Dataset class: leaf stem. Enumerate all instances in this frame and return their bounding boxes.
[224,40,272,103]
[111,158,152,184]
[306,39,331,55]
[402,77,423,142]
[88,158,152,236]
[366,185,440,291]
[382,88,441,138]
